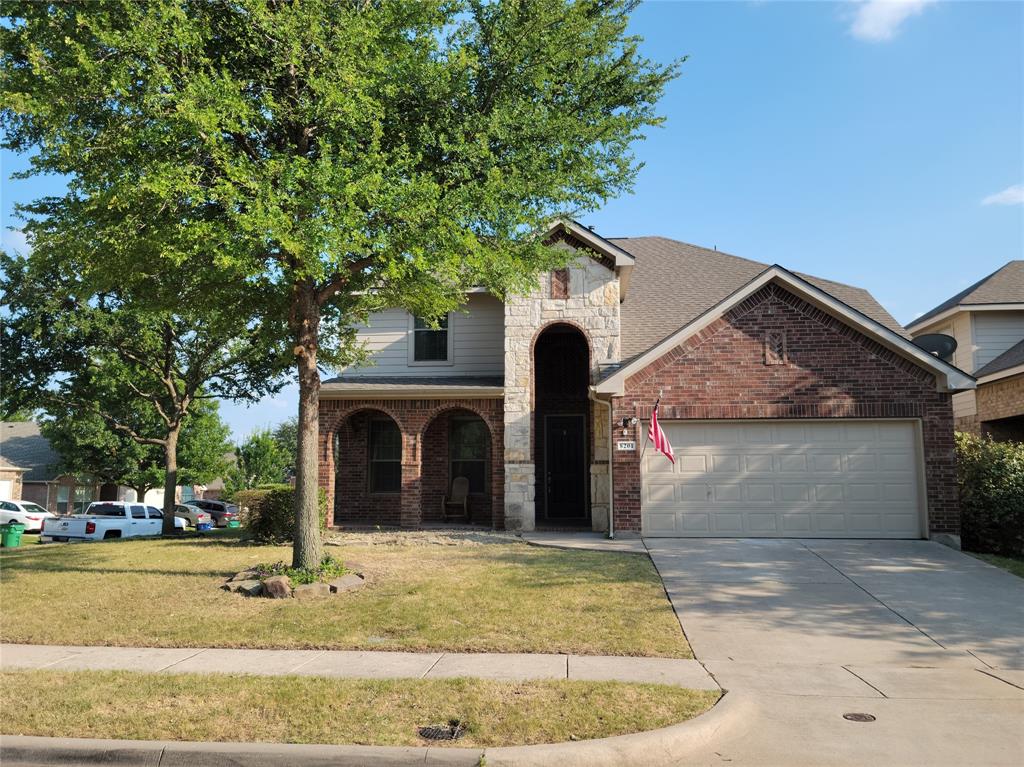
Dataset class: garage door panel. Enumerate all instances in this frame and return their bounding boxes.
[641,420,922,538]
[677,455,705,473]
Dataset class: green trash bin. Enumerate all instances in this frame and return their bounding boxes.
[227,519,241,529]
[1,522,26,548]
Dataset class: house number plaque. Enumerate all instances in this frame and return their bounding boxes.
[616,441,636,451]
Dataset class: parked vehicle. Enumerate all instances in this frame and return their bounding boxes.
[186,499,239,527]
[0,500,57,533]
[40,501,185,542]
[174,503,212,528]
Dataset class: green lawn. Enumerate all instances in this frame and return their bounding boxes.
[0,532,689,657]
[969,552,1024,579]
[0,669,717,748]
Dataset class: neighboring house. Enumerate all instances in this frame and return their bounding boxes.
[0,421,113,513]
[318,221,973,545]
[0,455,28,501]
[906,261,1023,441]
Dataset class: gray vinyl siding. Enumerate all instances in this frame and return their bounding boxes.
[341,293,505,377]
[973,311,1024,370]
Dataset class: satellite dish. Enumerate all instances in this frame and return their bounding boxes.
[914,333,957,359]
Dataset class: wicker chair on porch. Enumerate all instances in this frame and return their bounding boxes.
[441,476,470,522]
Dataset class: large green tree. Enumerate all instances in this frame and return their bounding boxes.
[42,398,232,503]
[1,248,287,533]
[2,0,679,566]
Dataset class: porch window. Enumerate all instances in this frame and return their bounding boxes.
[368,418,402,493]
[449,417,487,493]
[411,315,450,363]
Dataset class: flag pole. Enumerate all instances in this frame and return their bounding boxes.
[639,394,660,462]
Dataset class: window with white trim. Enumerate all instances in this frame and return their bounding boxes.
[410,314,451,363]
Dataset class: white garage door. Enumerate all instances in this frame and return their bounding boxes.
[642,421,923,538]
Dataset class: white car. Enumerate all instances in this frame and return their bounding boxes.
[0,500,57,533]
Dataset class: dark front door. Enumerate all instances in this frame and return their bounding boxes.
[544,415,587,520]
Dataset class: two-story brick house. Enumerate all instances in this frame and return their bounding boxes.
[906,261,1024,441]
[318,221,974,544]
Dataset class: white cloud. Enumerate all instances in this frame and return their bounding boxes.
[981,184,1024,207]
[849,0,935,42]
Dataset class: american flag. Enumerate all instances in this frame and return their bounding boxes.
[648,399,675,464]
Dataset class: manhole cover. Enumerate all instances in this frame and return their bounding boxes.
[843,713,876,722]
[418,720,466,741]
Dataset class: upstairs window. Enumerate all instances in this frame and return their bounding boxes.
[368,418,402,493]
[411,315,451,363]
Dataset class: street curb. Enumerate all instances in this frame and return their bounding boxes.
[0,691,744,767]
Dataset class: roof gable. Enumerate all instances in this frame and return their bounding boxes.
[907,261,1024,330]
[610,236,909,360]
[595,266,975,395]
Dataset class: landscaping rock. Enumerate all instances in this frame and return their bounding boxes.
[230,570,257,582]
[232,580,264,597]
[327,573,365,594]
[262,575,292,599]
[293,582,331,600]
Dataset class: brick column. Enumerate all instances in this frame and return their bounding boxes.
[400,430,422,528]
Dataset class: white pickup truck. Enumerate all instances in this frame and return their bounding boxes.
[40,501,184,542]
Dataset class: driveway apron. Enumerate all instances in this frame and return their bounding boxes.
[644,538,1024,766]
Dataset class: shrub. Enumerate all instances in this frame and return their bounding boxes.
[252,555,348,586]
[235,486,327,544]
[956,431,1024,556]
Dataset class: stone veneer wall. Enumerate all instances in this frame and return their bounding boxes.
[503,246,621,531]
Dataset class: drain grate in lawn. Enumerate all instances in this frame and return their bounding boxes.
[418,719,466,741]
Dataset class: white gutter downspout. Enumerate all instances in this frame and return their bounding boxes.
[588,390,615,540]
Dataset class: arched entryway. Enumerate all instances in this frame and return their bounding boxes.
[533,324,590,525]
[421,408,495,526]
[333,408,403,526]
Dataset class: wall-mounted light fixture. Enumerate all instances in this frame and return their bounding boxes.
[620,416,637,435]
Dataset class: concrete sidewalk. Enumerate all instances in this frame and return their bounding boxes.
[0,643,719,689]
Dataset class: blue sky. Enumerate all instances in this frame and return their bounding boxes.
[3,1,1022,441]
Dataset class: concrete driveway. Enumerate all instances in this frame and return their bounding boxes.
[644,539,1024,766]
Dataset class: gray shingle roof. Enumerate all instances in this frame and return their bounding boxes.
[974,339,1024,378]
[907,261,1024,330]
[0,421,61,482]
[609,237,908,361]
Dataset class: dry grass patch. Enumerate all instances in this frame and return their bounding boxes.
[0,670,719,748]
[0,531,689,657]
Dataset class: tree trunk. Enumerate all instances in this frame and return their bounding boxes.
[292,281,324,568]
[133,485,149,504]
[162,429,179,535]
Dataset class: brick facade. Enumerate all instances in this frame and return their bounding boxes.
[610,284,959,537]
[974,373,1024,440]
[319,398,504,529]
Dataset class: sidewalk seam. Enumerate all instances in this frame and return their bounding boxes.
[420,653,445,679]
[288,651,327,674]
[156,648,208,672]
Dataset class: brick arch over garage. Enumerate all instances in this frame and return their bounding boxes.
[318,397,504,529]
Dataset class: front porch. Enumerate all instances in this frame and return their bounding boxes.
[319,397,505,529]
